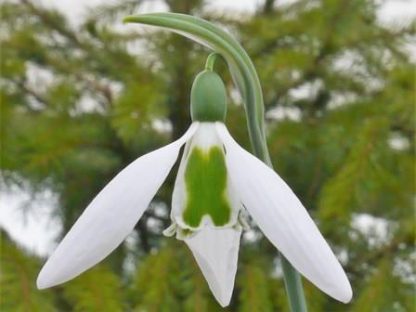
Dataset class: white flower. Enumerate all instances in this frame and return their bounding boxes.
[37,120,352,307]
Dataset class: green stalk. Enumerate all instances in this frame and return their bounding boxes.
[124,13,308,312]
[205,52,222,71]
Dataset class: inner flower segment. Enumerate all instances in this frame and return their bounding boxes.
[182,146,232,227]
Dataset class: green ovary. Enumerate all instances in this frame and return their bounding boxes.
[183,146,232,228]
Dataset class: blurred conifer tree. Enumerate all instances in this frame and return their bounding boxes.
[1,0,414,310]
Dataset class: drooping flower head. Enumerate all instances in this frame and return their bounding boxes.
[37,68,352,307]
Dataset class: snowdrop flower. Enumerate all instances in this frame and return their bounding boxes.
[37,70,352,307]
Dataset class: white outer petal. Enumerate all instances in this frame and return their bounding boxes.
[215,123,352,303]
[185,227,241,307]
[37,123,199,289]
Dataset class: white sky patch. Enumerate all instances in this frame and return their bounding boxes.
[394,253,416,284]
[377,0,416,25]
[26,62,54,93]
[0,186,61,257]
[266,106,301,121]
[229,87,243,106]
[152,119,173,133]
[388,133,411,151]
[288,79,323,102]
[242,228,262,243]
[205,0,263,13]
[351,213,392,248]
[122,231,140,274]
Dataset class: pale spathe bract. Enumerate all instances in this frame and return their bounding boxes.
[37,120,352,307]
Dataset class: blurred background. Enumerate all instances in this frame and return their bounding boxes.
[1,0,415,311]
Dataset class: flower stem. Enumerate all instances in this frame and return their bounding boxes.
[205,52,222,71]
[123,13,308,312]
[281,256,308,312]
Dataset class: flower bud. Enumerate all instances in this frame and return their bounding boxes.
[190,70,227,122]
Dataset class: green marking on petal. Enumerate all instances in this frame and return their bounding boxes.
[183,146,231,227]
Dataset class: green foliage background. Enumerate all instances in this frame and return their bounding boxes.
[1,0,414,311]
